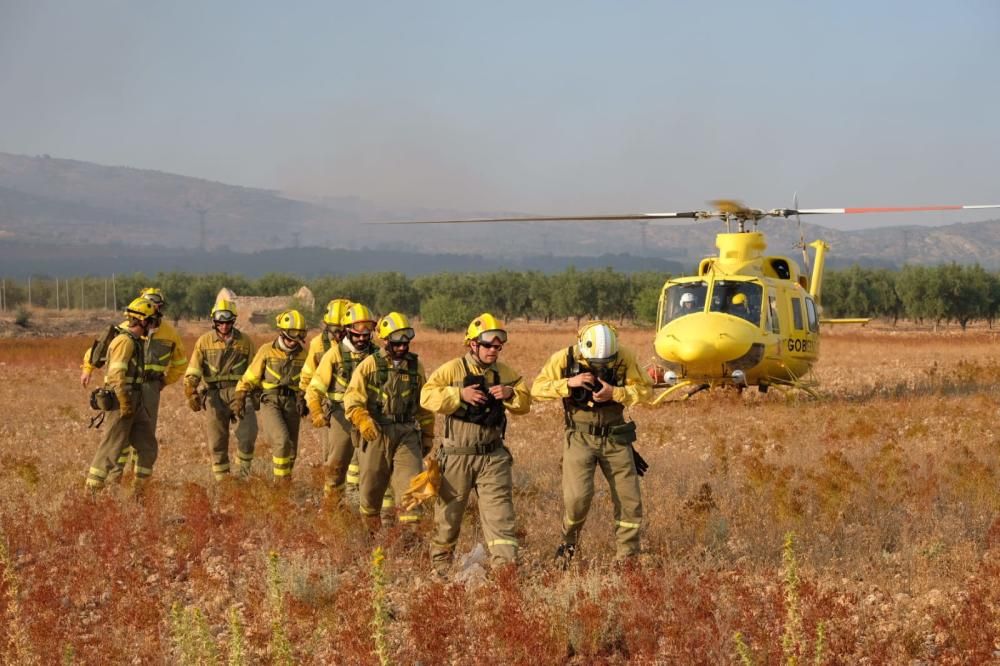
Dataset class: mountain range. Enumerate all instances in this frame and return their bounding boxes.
[1,151,998,275]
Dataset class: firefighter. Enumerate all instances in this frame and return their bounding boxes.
[300,298,352,389]
[531,321,652,565]
[304,302,378,499]
[85,298,160,492]
[234,310,308,482]
[81,287,187,479]
[343,312,434,529]
[420,313,531,574]
[183,299,258,481]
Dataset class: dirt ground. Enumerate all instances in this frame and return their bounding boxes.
[1,311,999,663]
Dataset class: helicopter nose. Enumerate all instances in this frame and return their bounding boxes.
[655,313,756,369]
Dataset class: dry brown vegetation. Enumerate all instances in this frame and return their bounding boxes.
[1,315,1000,663]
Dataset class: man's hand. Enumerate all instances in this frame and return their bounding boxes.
[489,384,514,401]
[115,389,133,419]
[230,391,247,420]
[350,411,380,442]
[80,369,93,388]
[460,385,487,405]
[567,373,595,389]
[184,382,201,412]
[312,412,329,429]
[591,380,614,403]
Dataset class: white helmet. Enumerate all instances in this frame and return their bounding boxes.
[577,321,618,364]
[680,292,695,306]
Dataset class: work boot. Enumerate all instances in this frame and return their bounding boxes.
[554,543,576,570]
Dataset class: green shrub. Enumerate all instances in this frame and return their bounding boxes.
[420,294,479,332]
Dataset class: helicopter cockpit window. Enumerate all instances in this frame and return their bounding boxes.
[709,281,763,325]
[791,297,804,330]
[662,282,709,325]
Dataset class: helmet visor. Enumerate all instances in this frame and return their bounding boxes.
[348,321,376,334]
[386,328,415,343]
[213,310,236,323]
[283,328,307,342]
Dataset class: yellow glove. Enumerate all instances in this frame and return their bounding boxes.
[115,388,133,419]
[400,458,441,511]
[350,410,380,442]
[183,381,202,412]
[311,412,329,429]
[230,391,247,420]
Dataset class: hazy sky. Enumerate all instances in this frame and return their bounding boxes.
[2,1,998,228]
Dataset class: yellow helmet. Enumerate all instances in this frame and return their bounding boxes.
[377,312,415,342]
[139,287,166,307]
[124,297,157,322]
[323,298,352,326]
[344,303,377,333]
[577,321,618,364]
[466,313,507,344]
[211,299,238,322]
[275,309,307,341]
[732,293,747,306]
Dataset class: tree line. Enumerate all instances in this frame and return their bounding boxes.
[3,263,999,330]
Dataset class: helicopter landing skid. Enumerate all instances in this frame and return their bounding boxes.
[650,381,715,404]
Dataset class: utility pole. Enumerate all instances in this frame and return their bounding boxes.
[56,278,60,310]
[112,273,117,311]
[104,279,108,309]
[80,279,84,310]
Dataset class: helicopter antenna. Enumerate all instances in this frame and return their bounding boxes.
[793,192,811,272]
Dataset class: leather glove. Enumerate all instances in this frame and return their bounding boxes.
[400,458,440,511]
[230,391,247,420]
[350,410,380,442]
[187,393,202,412]
[115,388,133,419]
[312,412,329,429]
[632,449,649,477]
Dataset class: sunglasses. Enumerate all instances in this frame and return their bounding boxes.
[477,341,504,350]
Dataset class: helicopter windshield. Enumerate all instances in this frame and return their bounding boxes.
[662,282,709,325]
[710,281,763,325]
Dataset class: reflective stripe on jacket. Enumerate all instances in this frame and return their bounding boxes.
[237,339,307,394]
[185,328,255,386]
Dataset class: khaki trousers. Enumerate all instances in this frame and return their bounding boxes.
[259,393,301,479]
[323,407,358,493]
[358,422,422,523]
[107,380,162,481]
[431,444,517,569]
[86,386,157,489]
[561,430,643,558]
[205,385,257,479]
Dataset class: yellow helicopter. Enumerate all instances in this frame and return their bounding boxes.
[380,199,1000,401]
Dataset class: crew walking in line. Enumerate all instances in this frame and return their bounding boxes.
[234,310,308,483]
[420,313,531,575]
[530,321,652,566]
[183,299,258,481]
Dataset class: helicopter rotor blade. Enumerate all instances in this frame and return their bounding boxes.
[370,211,706,224]
[791,204,1000,215]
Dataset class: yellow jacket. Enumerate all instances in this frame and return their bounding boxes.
[236,340,307,394]
[104,328,145,392]
[343,349,434,435]
[420,353,531,416]
[184,328,256,387]
[530,345,651,407]
[301,330,337,390]
[146,321,188,386]
[304,341,372,414]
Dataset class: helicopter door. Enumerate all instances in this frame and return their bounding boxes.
[767,291,780,334]
[804,297,819,331]
[790,297,804,331]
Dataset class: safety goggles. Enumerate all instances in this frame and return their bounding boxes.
[213,311,236,323]
[476,330,508,345]
[283,329,307,342]
[348,321,376,334]
[386,328,415,343]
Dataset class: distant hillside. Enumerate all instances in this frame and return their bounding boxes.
[1,151,998,266]
[0,239,685,278]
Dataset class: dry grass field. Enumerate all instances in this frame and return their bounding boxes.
[2,314,1000,664]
